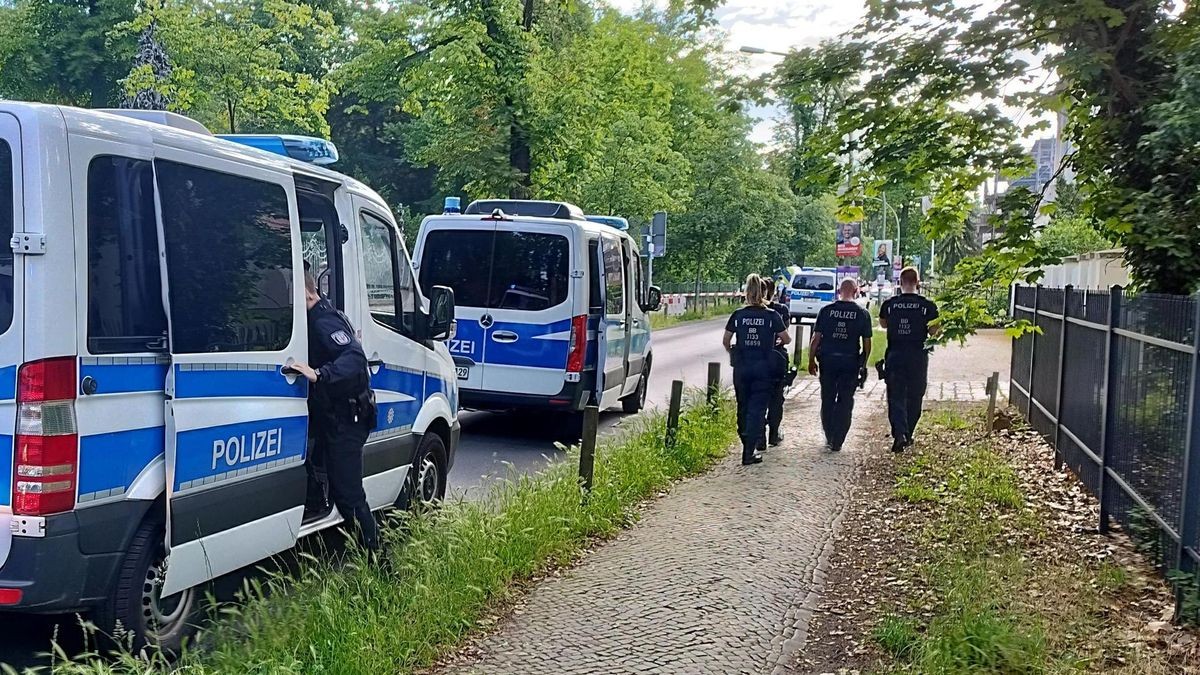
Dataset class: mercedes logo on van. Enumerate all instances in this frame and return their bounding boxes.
[480,314,494,329]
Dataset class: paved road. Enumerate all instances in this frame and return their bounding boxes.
[447,317,735,500]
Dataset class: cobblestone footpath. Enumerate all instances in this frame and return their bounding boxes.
[789,377,1007,403]
[447,396,876,675]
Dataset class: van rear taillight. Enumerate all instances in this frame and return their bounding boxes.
[13,358,77,516]
[566,315,588,373]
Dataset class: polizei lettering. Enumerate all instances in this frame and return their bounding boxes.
[829,310,858,319]
[211,427,283,471]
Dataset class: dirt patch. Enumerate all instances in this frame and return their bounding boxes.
[794,403,1200,674]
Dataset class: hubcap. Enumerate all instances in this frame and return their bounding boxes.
[141,549,192,640]
[417,455,440,503]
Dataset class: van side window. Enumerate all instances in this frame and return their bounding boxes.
[418,229,493,308]
[156,160,293,353]
[0,140,13,335]
[360,211,416,336]
[601,236,624,316]
[588,239,603,312]
[87,156,167,354]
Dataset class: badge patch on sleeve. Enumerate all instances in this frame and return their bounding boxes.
[331,330,351,346]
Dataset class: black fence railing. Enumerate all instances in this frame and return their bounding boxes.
[1010,285,1200,612]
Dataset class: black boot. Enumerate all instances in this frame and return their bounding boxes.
[742,445,763,465]
[768,430,784,446]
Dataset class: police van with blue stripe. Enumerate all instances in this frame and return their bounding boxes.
[414,200,661,415]
[788,267,838,320]
[0,103,459,650]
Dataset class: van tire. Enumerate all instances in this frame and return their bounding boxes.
[395,433,447,510]
[94,510,196,655]
[621,364,650,414]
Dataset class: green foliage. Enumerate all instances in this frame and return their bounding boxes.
[51,394,738,674]
[1039,215,1114,259]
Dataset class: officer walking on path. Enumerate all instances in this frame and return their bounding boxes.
[723,274,791,465]
[808,279,872,452]
[762,277,793,447]
[879,267,941,453]
[291,272,380,552]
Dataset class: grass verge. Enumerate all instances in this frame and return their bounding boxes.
[870,408,1188,674]
[648,302,735,331]
[52,394,736,674]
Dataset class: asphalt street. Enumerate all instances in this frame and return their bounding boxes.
[446,316,736,500]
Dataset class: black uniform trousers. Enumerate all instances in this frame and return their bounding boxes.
[733,354,773,460]
[320,419,379,551]
[885,347,929,442]
[818,353,859,449]
[767,348,787,441]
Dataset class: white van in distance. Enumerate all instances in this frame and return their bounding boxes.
[0,103,459,650]
[414,199,662,415]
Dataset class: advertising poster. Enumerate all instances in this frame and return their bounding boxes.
[835,221,862,257]
[873,240,893,282]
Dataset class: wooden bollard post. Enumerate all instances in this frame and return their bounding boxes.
[706,362,721,406]
[666,380,684,447]
[792,322,803,367]
[986,371,999,434]
[579,405,599,492]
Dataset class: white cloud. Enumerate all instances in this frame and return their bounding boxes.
[603,0,865,147]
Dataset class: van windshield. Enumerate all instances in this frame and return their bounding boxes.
[419,229,570,311]
[792,274,835,291]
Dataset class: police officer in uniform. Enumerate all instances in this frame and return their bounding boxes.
[762,277,792,446]
[291,272,380,551]
[808,279,872,452]
[879,267,940,452]
[723,274,791,465]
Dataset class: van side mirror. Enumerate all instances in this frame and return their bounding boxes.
[641,285,662,313]
[427,285,455,341]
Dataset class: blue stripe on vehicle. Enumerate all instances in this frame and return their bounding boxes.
[0,365,16,401]
[81,363,168,395]
[370,366,423,433]
[0,434,11,506]
[174,415,307,490]
[424,373,457,413]
[78,427,164,496]
[485,319,571,369]
[174,366,307,399]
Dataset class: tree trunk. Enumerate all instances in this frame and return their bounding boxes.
[226,100,237,134]
[522,0,535,31]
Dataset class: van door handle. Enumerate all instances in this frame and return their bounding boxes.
[491,331,519,343]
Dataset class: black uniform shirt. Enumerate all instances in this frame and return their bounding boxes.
[879,293,939,349]
[308,298,370,403]
[814,300,872,358]
[767,300,789,328]
[726,306,786,358]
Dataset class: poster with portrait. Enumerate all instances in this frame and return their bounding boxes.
[835,221,862,257]
[873,240,893,282]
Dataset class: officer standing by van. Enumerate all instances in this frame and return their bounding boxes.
[763,277,791,446]
[291,272,380,552]
[723,274,791,465]
[878,267,940,452]
[808,279,872,452]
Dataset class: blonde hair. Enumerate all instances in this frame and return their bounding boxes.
[899,266,920,286]
[744,273,766,307]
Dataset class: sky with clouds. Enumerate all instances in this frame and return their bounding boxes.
[605,0,868,144]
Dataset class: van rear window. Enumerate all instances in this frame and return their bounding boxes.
[419,229,569,311]
[0,141,13,335]
[793,274,835,291]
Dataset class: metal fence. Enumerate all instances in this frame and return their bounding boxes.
[1010,285,1200,602]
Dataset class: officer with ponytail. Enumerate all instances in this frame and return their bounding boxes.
[723,273,791,464]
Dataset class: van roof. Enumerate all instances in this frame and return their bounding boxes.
[7,102,388,211]
[421,212,639,244]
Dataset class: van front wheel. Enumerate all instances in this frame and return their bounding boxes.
[96,511,197,655]
[395,432,447,510]
[621,364,650,414]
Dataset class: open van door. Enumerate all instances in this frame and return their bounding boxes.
[597,234,629,409]
[153,156,310,597]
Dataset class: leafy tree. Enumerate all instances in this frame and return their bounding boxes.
[116,0,338,135]
[1039,215,1113,259]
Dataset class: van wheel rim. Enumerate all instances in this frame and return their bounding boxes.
[637,373,647,407]
[142,549,191,639]
[417,455,440,503]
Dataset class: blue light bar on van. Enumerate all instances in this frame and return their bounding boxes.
[216,134,339,165]
[585,215,629,231]
[443,196,462,214]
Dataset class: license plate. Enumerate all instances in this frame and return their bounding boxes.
[455,366,469,380]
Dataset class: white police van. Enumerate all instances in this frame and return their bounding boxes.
[0,103,459,650]
[788,267,837,320]
[414,200,661,415]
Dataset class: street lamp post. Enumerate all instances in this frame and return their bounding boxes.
[739,45,790,57]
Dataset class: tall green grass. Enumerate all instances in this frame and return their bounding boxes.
[51,393,735,674]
